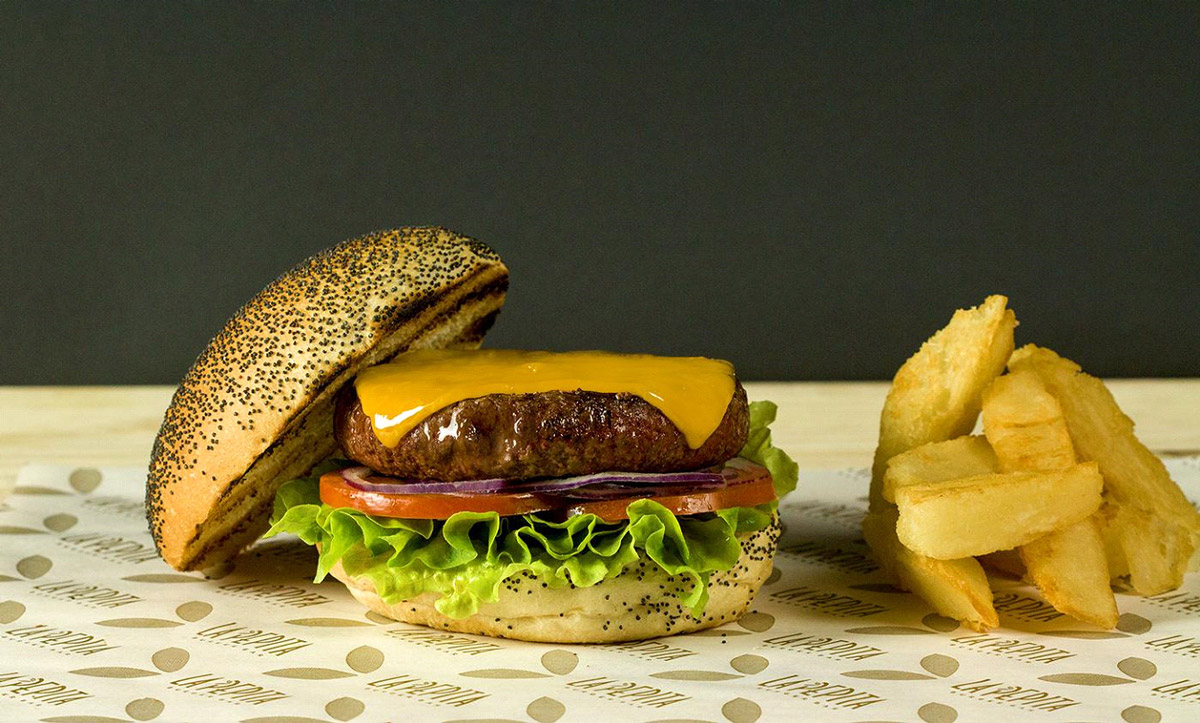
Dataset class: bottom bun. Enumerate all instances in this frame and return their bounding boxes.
[330,515,781,643]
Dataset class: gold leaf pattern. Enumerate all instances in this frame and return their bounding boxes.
[69,468,102,493]
[918,702,958,723]
[765,568,782,585]
[721,697,761,723]
[1116,613,1153,635]
[123,574,206,583]
[175,601,213,622]
[40,717,129,722]
[345,645,384,673]
[96,618,183,628]
[284,617,371,627]
[69,666,160,678]
[1116,657,1156,680]
[125,697,165,721]
[325,697,365,721]
[460,669,552,679]
[1038,673,1135,686]
[843,670,936,681]
[43,513,77,532]
[151,647,189,672]
[264,667,355,680]
[922,614,960,632]
[1121,705,1162,723]
[527,696,566,723]
[651,670,743,681]
[737,612,775,632]
[844,626,934,635]
[17,554,52,579]
[8,461,1198,721]
[541,649,578,675]
[730,654,769,675]
[13,485,70,495]
[920,654,959,677]
[0,600,26,623]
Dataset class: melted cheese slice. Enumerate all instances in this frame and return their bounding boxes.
[354,349,737,449]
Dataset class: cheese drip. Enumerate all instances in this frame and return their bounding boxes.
[354,349,737,449]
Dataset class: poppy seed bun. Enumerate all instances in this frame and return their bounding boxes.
[330,515,781,643]
[147,227,508,571]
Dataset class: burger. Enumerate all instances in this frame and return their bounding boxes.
[147,227,796,642]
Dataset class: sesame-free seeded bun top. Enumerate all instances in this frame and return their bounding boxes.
[146,227,509,571]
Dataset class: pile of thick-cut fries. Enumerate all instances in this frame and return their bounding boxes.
[865,295,1200,630]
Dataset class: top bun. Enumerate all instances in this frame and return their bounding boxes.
[147,227,508,570]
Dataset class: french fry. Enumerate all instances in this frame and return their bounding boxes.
[1096,502,1131,583]
[869,295,1017,508]
[1107,502,1195,595]
[984,368,1117,626]
[865,296,1014,631]
[863,506,998,630]
[982,370,1076,472]
[1020,516,1118,628]
[1009,344,1200,595]
[882,435,998,503]
[866,300,1196,630]
[894,463,1103,560]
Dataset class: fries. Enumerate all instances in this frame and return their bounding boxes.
[869,295,1017,507]
[863,507,998,630]
[982,370,1076,472]
[882,435,998,503]
[1019,516,1118,627]
[865,296,1016,629]
[1009,345,1200,595]
[983,365,1118,627]
[894,463,1103,559]
[864,298,1197,631]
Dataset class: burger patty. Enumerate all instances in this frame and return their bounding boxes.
[334,382,750,481]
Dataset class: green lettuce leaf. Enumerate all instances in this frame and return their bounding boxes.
[266,398,797,619]
[740,400,800,497]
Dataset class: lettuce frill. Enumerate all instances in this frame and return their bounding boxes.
[266,401,797,619]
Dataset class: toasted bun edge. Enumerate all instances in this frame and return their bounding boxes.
[147,227,508,570]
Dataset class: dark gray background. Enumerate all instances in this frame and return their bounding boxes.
[3,3,1198,384]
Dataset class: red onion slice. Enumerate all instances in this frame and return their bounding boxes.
[341,467,511,495]
[552,481,720,500]
[339,466,726,496]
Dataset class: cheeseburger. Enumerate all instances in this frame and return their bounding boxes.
[147,228,796,642]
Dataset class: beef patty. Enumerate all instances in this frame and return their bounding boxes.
[333,382,750,481]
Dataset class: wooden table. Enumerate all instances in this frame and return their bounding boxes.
[3,381,1198,487]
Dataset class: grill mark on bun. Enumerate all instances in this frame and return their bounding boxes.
[146,227,508,571]
[181,288,508,570]
[181,291,503,571]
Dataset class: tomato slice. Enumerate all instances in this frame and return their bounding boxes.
[566,471,776,522]
[320,476,558,518]
[318,459,776,522]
